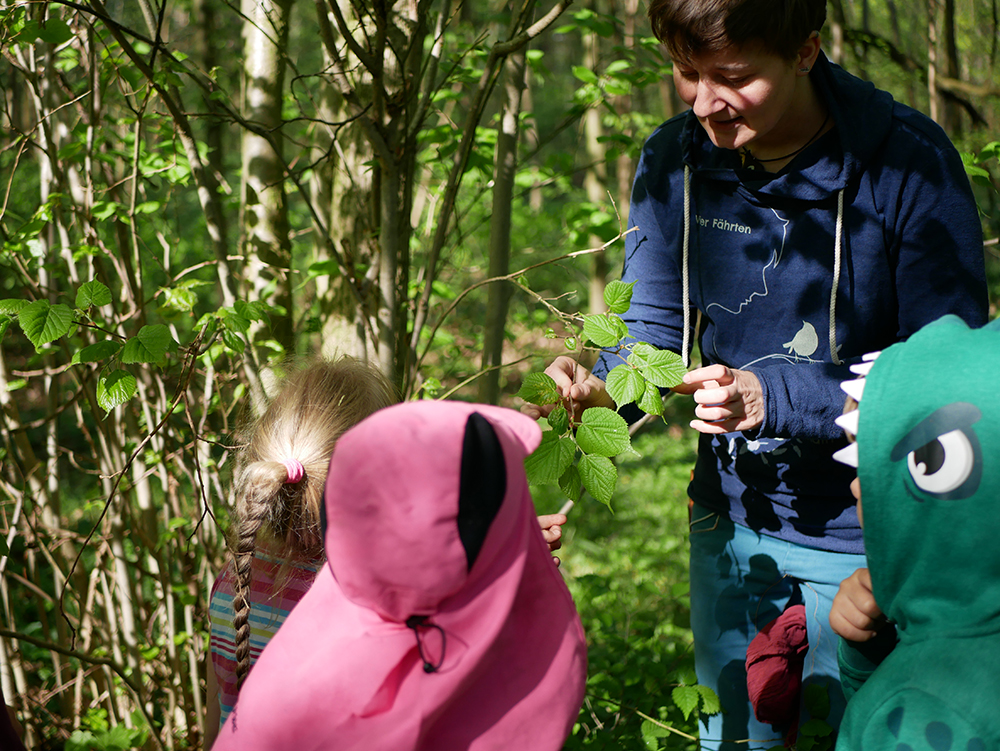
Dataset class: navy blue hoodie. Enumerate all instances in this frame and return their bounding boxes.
[595,53,986,553]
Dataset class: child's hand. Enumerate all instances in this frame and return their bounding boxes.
[830,567,884,642]
[537,514,568,567]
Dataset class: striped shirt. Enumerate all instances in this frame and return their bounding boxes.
[209,553,320,727]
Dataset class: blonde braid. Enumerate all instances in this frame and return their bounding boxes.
[231,464,284,690]
[224,356,398,696]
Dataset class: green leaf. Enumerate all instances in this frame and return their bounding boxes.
[36,17,73,44]
[571,65,598,84]
[72,340,121,364]
[76,280,112,309]
[547,404,570,434]
[803,683,830,720]
[637,381,664,416]
[579,454,616,507]
[582,314,628,348]
[120,325,175,364]
[605,364,645,407]
[641,719,667,750]
[97,370,136,411]
[558,464,583,502]
[524,431,576,485]
[630,344,686,388]
[576,407,630,457]
[517,372,561,407]
[307,259,340,278]
[92,200,119,221]
[799,719,833,738]
[159,285,198,315]
[234,299,270,323]
[672,684,699,720]
[696,684,721,715]
[0,299,29,316]
[65,730,98,751]
[18,300,73,349]
[221,309,251,334]
[603,279,634,314]
[221,328,246,354]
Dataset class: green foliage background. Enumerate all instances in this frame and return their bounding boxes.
[1,1,999,749]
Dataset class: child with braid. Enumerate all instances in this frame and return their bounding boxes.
[205,358,398,746]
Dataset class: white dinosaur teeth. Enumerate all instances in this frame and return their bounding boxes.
[862,351,882,362]
[849,361,874,377]
[832,442,859,468]
[840,377,866,402]
[835,410,860,436]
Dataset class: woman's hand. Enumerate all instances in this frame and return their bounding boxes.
[830,567,884,642]
[520,356,615,422]
[673,364,764,434]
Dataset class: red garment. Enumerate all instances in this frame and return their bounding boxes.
[745,603,808,740]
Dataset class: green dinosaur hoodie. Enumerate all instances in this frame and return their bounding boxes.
[836,315,1000,751]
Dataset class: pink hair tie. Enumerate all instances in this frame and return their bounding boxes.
[282,458,305,484]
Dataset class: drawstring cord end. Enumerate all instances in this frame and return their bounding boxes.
[405,615,447,673]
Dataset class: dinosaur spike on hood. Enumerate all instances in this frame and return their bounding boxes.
[840,377,866,403]
[832,442,859,468]
[835,410,860,437]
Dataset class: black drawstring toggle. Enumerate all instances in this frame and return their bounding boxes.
[405,615,446,673]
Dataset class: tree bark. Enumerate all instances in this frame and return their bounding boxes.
[479,29,529,404]
[583,13,608,315]
[241,0,296,354]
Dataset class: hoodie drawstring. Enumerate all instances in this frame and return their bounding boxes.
[828,188,845,365]
[679,167,846,368]
[682,164,692,369]
[405,615,446,673]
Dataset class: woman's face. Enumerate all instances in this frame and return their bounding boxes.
[672,41,803,153]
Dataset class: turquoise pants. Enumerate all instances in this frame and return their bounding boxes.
[688,503,867,750]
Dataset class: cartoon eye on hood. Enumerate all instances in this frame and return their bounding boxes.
[889,402,982,500]
[834,355,984,502]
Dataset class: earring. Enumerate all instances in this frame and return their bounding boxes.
[799,67,810,73]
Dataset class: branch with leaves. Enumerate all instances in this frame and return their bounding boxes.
[518,280,686,508]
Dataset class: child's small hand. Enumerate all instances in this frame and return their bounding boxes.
[537,514,567,567]
[830,567,884,642]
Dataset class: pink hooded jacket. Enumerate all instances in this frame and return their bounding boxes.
[213,400,587,750]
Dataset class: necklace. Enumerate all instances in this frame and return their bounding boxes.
[740,111,830,172]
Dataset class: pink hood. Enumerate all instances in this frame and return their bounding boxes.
[213,401,587,750]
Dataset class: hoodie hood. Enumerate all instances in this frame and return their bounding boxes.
[213,400,587,751]
[322,400,543,622]
[851,316,1000,640]
[682,52,893,201]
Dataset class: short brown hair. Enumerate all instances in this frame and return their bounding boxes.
[648,0,827,61]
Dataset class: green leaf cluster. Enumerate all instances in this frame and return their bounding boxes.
[518,281,685,509]
[0,278,189,412]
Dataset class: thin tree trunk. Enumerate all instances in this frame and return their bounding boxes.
[941,0,962,135]
[479,30,529,404]
[928,0,942,124]
[242,0,296,354]
[583,17,608,315]
[828,0,847,65]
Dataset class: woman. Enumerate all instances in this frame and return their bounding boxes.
[525,0,986,747]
